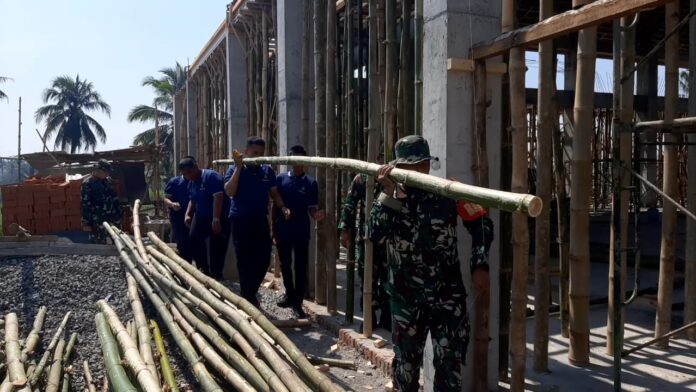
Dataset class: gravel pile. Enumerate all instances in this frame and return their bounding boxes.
[0,255,192,391]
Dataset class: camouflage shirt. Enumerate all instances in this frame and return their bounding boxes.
[368,186,492,302]
[338,174,382,238]
[81,176,122,226]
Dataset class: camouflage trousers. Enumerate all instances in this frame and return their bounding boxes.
[356,239,391,327]
[88,219,119,245]
[390,293,470,392]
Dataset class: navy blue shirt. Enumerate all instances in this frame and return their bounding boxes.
[188,169,228,218]
[224,164,277,218]
[275,171,319,241]
[165,176,190,221]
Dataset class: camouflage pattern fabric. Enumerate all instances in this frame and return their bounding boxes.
[338,174,390,326]
[81,177,122,244]
[368,186,493,391]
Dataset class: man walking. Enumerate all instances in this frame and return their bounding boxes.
[368,135,493,391]
[339,171,391,331]
[180,156,230,280]
[164,163,192,261]
[273,145,325,318]
[81,159,122,244]
[224,136,291,306]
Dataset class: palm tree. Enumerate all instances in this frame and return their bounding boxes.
[35,75,111,153]
[0,76,12,102]
[128,62,187,179]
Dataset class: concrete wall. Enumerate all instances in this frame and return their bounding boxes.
[422,0,502,390]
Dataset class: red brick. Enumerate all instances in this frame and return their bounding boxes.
[49,187,66,203]
[49,202,64,210]
[2,197,17,208]
[1,185,18,198]
[66,215,81,230]
[17,196,33,206]
[49,216,66,232]
[50,209,66,217]
[33,208,50,219]
[65,203,81,216]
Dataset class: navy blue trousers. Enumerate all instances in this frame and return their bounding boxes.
[170,218,192,262]
[231,215,272,303]
[190,214,230,280]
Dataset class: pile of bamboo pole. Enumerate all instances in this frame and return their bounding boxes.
[92,200,347,392]
[0,309,84,392]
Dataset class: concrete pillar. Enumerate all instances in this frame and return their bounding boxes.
[422,0,501,390]
[186,79,198,158]
[227,30,249,152]
[173,91,185,167]
[637,57,658,207]
[275,0,317,297]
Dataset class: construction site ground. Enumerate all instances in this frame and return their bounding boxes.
[0,253,390,392]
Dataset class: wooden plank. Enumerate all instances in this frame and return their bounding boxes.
[471,0,671,60]
[447,59,507,74]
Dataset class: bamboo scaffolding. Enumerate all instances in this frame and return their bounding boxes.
[95,313,137,392]
[384,0,397,152]
[150,321,179,392]
[215,156,542,216]
[314,0,328,305]
[27,311,71,386]
[533,0,553,374]
[414,0,423,134]
[655,0,680,349]
[146,232,344,392]
[686,0,696,342]
[102,224,223,392]
[302,0,313,149]
[344,0,356,324]
[568,0,597,365]
[96,301,160,392]
[326,0,339,315]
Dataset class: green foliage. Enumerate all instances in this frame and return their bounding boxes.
[35,75,111,153]
[0,76,12,102]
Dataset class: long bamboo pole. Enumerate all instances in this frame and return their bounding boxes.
[262,11,270,144]
[314,0,328,305]
[400,0,413,136]
[146,232,344,392]
[686,0,696,342]
[59,332,77,392]
[534,0,553,373]
[44,337,65,392]
[568,0,597,365]
[4,313,27,388]
[83,361,97,392]
[95,313,137,392]
[103,224,222,392]
[472,59,490,392]
[414,0,423,135]
[143,248,310,392]
[344,0,356,325]
[215,156,542,217]
[126,273,158,386]
[384,0,397,153]
[27,311,71,387]
[326,0,339,315]
[150,321,179,392]
[0,306,47,390]
[509,44,529,392]
[655,1,680,349]
[363,0,381,339]
[96,300,160,392]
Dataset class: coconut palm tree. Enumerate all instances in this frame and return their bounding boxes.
[35,75,111,153]
[128,62,187,180]
[0,76,12,102]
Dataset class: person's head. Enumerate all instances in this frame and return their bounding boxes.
[178,156,201,181]
[288,145,307,175]
[245,136,266,158]
[93,159,112,180]
[391,135,434,175]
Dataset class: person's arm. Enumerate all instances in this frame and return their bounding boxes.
[224,151,244,197]
[462,214,494,272]
[270,186,291,219]
[338,175,362,231]
[163,196,178,209]
[184,199,195,227]
[367,166,401,244]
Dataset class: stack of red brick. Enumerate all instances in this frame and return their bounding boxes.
[1,175,83,235]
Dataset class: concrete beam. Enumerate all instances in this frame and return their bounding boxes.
[422,0,501,389]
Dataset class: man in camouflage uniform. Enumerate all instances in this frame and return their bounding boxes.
[81,159,122,244]
[338,173,391,331]
[368,135,493,391]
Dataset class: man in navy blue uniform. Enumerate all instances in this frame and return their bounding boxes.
[224,136,290,306]
[272,145,325,318]
[164,162,192,261]
[180,156,230,280]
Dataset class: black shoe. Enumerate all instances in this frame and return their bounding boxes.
[277,299,293,308]
[293,305,307,319]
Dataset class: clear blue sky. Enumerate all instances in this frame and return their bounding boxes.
[0,0,229,157]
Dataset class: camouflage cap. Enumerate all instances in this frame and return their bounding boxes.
[95,159,112,173]
[390,135,434,165]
